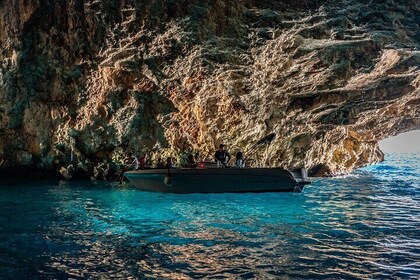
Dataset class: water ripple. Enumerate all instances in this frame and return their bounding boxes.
[0,153,419,279]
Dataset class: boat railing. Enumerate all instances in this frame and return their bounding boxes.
[288,168,309,182]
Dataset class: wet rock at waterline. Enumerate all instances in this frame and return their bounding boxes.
[0,0,419,178]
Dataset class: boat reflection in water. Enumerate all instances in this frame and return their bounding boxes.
[124,162,311,194]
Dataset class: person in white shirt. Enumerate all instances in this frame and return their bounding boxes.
[124,152,139,170]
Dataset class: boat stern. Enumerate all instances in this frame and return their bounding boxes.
[288,167,311,191]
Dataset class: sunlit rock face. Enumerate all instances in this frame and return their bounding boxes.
[0,0,419,177]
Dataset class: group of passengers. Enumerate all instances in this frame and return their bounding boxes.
[214,144,244,168]
[123,153,174,171]
[123,144,244,171]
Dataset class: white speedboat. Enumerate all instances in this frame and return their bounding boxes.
[124,164,310,194]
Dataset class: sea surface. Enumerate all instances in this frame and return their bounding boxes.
[0,153,419,279]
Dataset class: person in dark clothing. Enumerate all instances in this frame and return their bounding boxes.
[215,144,231,167]
[185,154,198,168]
[156,158,165,169]
[166,157,174,168]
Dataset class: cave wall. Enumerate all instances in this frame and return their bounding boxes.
[0,0,419,177]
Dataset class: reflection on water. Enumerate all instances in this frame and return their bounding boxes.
[0,153,419,279]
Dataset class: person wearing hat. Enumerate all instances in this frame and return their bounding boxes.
[215,144,231,167]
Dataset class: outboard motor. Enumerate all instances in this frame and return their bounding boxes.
[300,168,308,181]
[288,167,310,184]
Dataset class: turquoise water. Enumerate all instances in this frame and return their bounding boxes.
[0,153,419,279]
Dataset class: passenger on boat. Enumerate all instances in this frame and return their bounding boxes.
[235,151,245,168]
[215,144,231,167]
[138,153,148,169]
[166,157,174,168]
[186,154,198,168]
[156,157,165,169]
[124,152,139,170]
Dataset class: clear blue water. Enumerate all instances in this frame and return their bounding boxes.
[1,153,419,279]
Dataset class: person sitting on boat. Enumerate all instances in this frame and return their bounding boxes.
[235,151,245,168]
[186,154,198,168]
[215,144,231,167]
[138,153,148,169]
[166,157,174,168]
[124,152,138,170]
[156,157,165,169]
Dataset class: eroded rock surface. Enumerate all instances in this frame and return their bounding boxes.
[0,0,419,177]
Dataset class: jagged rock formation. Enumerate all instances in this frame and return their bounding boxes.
[0,0,419,178]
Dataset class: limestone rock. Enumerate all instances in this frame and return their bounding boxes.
[0,0,418,178]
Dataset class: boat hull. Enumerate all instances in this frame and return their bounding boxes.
[124,168,307,193]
